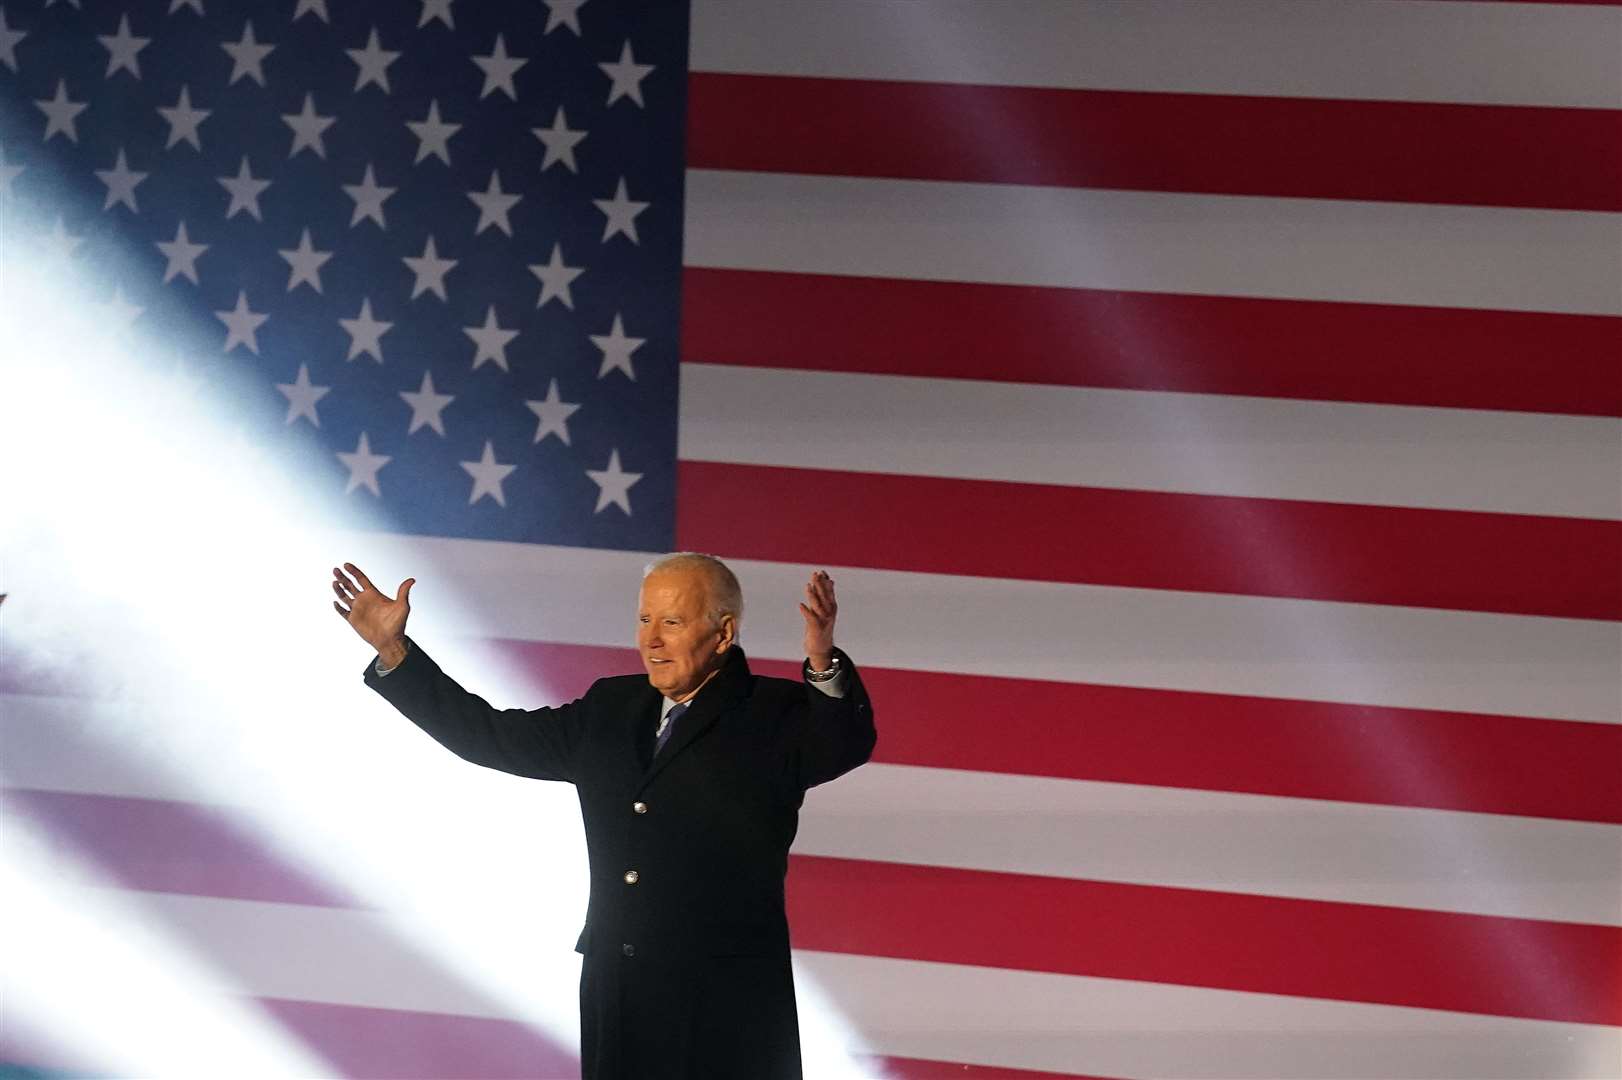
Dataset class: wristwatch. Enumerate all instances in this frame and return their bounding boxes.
[806,655,842,682]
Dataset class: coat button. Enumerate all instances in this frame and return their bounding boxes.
[632,801,648,814]
[622,943,635,957]
[623,870,639,885]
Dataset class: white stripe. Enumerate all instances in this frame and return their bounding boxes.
[21,887,1618,1079]
[679,365,1622,520]
[12,699,1609,925]
[308,536,1620,724]
[691,0,1622,109]
[684,170,1622,317]
[797,764,1622,926]
[796,951,1622,1080]
[29,886,555,1022]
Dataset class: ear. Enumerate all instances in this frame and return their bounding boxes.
[715,613,736,653]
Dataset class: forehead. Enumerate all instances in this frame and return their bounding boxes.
[638,569,710,612]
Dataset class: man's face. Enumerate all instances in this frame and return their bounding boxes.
[637,569,732,701]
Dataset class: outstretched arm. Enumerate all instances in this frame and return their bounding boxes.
[335,562,584,782]
[795,571,876,787]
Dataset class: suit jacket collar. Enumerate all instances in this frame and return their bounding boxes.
[637,646,751,790]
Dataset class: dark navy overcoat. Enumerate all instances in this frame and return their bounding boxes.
[363,639,876,1079]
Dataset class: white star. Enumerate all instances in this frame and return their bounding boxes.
[525,379,580,445]
[590,313,644,380]
[293,0,329,23]
[599,40,653,107]
[283,93,334,159]
[279,227,332,293]
[215,290,268,354]
[463,306,518,372]
[542,0,587,35]
[593,177,648,244]
[339,298,392,362]
[418,0,454,29]
[98,14,149,79]
[347,27,398,93]
[472,33,526,100]
[222,21,273,86]
[407,99,459,165]
[158,85,210,150]
[168,0,204,15]
[528,243,582,309]
[586,449,641,515]
[342,163,394,229]
[0,148,22,198]
[276,363,330,426]
[466,170,520,236]
[402,235,456,301]
[100,286,144,330]
[337,432,390,496]
[400,370,454,435]
[0,8,25,72]
[44,217,84,261]
[461,441,515,506]
[156,220,207,284]
[533,107,586,173]
[35,80,87,143]
[96,148,147,212]
[218,157,270,220]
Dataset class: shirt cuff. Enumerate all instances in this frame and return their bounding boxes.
[807,666,848,699]
[374,638,411,677]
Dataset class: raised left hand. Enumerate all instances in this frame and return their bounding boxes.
[799,570,837,670]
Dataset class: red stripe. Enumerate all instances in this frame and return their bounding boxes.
[864,1057,1111,1080]
[485,641,1622,824]
[3,788,360,907]
[17,784,1613,1029]
[681,268,1622,417]
[259,997,576,1080]
[787,855,1622,1025]
[677,461,1622,622]
[0,998,577,1080]
[688,74,1622,212]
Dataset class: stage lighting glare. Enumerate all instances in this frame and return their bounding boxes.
[1,235,875,1072]
[1,818,340,1078]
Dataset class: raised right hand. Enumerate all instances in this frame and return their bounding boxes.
[332,562,414,661]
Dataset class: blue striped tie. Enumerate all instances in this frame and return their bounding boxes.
[653,701,689,756]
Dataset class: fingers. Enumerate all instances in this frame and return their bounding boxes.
[344,562,376,592]
[332,599,351,619]
[804,571,837,617]
[332,565,359,597]
[332,578,355,603]
[801,584,824,621]
[801,571,838,625]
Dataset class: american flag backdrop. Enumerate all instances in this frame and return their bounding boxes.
[1,1,1620,1078]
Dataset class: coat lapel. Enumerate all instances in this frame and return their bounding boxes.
[637,647,751,792]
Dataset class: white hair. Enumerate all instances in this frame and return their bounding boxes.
[642,552,743,631]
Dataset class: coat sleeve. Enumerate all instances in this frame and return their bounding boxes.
[793,647,877,790]
[362,636,585,783]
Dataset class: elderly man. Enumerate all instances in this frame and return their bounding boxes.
[330,553,876,1079]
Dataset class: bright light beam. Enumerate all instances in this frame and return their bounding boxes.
[1,227,875,1073]
[0,811,340,1078]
